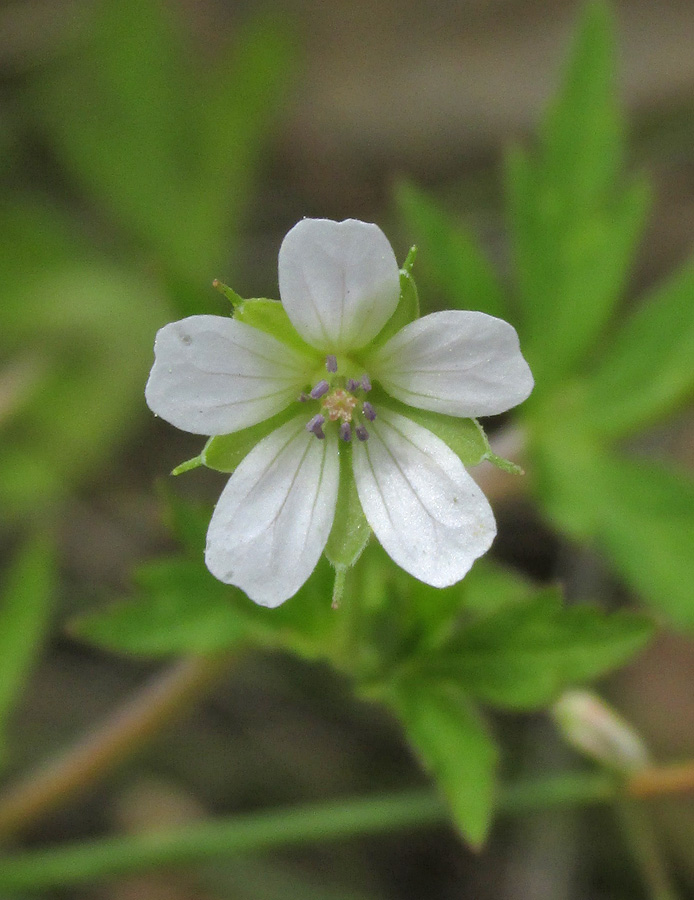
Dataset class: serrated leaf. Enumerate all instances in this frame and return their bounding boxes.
[0,537,55,768]
[389,680,497,848]
[592,458,694,627]
[72,557,339,660]
[540,0,623,215]
[505,2,650,389]
[587,259,694,437]
[430,588,652,709]
[396,181,506,318]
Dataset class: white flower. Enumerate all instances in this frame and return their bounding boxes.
[146,219,533,607]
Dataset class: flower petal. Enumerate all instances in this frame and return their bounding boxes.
[145,315,312,435]
[369,310,534,417]
[205,416,339,607]
[352,409,496,587]
[278,218,400,352]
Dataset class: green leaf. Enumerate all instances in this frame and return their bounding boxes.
[234,298,320,359]
[540,1,623,216]
[396,181,507,317]
[504,2,650,389]
[587,259,694,437]
[29,0,290,306]
[203,405,301,473]
[530,397,694,627]
[0,201,168,517]
[324,445,371,570]
[72,557,339,660]
[389,680,497,848]
[591,458,694,627]
[0,537,55,768]
[431,588,652,710]
[71,559,252,656]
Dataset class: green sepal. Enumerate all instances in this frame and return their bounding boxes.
[202,404,301,473]
[402,244,418,275]
[171,454,204,476]
[485,452,523,476]
[475,425,524,474]
[234,297,320,359]
[324,443,371,570]
[377,393,488,467]
[368,256,420,350]
[212,279,244,307]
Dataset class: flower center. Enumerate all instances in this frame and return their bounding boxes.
[301,357,377,442]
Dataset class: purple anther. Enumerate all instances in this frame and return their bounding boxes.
[339,422,352,442]
[355,424,369,442]
[310,380,330,399]
[362,401,377,421]
[298,392,310,402]
[361,374,372,392]
[346,378,360,392]
[306,414,326,439]
[326,354,338,373]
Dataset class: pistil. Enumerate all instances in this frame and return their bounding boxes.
[303,357,377,442]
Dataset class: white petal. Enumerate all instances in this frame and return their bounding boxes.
[278,218,400,352]
[205,417,339,607]
[352,409,496,587]
[369,310,534,417]
[145,315,312,435]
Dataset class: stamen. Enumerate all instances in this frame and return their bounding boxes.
[310,380,330,399]
[355,424,369,442]
[339,422,352,442]
[346,378,360,392]
[326,354,338,373]
[298,392,310,402]
[362,401,376,421]
[306,414,326,439]
[361,375,372,392]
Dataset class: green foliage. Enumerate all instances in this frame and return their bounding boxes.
[27,0,292,313]
[426,588,652,709]
[587,260,694,437]
[0,538,55,769]
[389,680,497,847]
[0,201,168,516]
[396,182,507,318]
[398,0,694,627]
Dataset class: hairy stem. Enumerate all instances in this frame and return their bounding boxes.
[0,654,233,841]
[2,765,694,891]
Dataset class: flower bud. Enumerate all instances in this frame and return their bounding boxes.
[552,690,650,773]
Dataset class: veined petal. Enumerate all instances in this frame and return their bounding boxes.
[205,416,339,607]
[369,310,534,417]
[352,409,496,587]
[145,316,312,435]
[278,218,400,352]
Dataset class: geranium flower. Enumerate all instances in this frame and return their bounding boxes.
[146,218,533,607]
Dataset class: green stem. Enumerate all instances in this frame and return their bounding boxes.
[0,790,445,890]
[615,798,680,900]
[0,773,617,891]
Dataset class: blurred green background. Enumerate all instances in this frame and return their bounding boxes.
[2,0,694,897]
